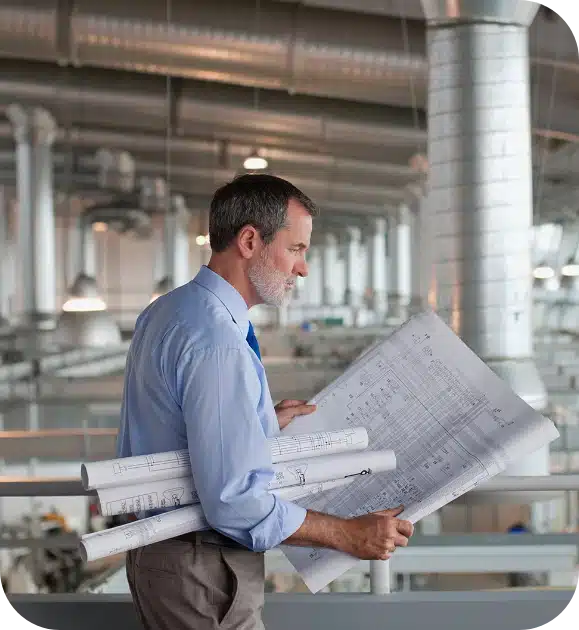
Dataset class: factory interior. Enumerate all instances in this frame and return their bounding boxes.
[0,0,579,628]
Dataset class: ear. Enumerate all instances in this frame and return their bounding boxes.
[236,224,261,260]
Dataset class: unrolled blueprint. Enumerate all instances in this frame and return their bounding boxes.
[281,310,560,593]
[81,478,356,562]
[97,449,395,516]
[82,427,368,490]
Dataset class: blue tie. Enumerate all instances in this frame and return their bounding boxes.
[246,321,261,360]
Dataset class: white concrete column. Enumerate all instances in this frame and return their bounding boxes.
[366,217,388,317]
[0,187,9,326]
[305,245,323,306]
[409,201,423,313]
[557,226,579,332]
[321,232,339,305]
[7,105,57,329]
[81,219,97,278]
[422,0,548,494]
[164,195,191,290]
[388,206,412,322]
[344,226,362,308]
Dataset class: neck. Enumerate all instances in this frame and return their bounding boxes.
[207,253,260,308]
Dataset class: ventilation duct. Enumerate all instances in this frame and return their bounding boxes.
[0,0,426,106]
[0,0,571,110]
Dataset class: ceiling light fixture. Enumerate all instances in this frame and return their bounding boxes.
[561,259,579,277]
[243,150,268,171]
[62,273,107,312]
[533,265,555,280]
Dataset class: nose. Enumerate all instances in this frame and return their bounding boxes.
[295,258,308,278]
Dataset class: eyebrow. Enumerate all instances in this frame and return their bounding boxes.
[291,242,309,250]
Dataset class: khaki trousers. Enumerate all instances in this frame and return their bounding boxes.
[126,532,266,630]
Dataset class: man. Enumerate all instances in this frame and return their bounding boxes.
[117,174,413,629]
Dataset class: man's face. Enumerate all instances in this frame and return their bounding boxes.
[248,199,312,307]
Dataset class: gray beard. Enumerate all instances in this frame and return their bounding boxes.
[248,254,293,307]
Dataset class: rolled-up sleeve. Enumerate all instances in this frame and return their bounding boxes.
[178,344,306,551]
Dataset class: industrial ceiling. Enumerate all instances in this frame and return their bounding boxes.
[0,0,577,224]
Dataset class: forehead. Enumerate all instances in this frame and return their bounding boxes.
[284,198,313,235]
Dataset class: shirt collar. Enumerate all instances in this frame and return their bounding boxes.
[192,265,250,338]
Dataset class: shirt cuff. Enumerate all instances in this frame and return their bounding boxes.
[249,497,307,552]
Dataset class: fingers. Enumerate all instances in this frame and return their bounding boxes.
[377,551,392,561]
[287,404,317,417]
[374,505,404,517]
[397,519,414,538]
[278,399,309,407]
[392,533,409,548]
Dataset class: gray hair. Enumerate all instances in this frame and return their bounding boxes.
[209,174,318,253]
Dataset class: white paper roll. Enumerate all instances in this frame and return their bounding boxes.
[81,477,359,562]
[81,427,369,490]
[97,476,199,517]
[266,449,396,490]
[96,450,394,517]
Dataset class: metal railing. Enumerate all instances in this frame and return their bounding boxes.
[0,475,578,595]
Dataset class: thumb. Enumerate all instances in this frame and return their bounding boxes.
[374,505,404,517]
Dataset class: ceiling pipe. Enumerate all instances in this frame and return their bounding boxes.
[0,1,573,108]
[0,0,426,107]
[0,165,398,219]
[0,59,425,155]
[0,145,409,214]
[0,124,418,189]
[0,59,574,159]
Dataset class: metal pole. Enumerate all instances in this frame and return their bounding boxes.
[369,559,391,594]
[469,476,579,492]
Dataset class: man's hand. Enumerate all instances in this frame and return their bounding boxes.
[274,399,317,430]
[341,506,414,560]
[284,506,414,560]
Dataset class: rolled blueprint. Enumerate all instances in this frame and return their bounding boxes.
[97,449,396,517]
[266,449,395,490]
[81,427,369,490]
[97,477,200,517]
[80,477,355,562]
[80,504,208,563]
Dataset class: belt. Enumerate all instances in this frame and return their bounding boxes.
[174,529,246,549]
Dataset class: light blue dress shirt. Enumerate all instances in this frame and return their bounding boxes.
[116,265,307,552]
